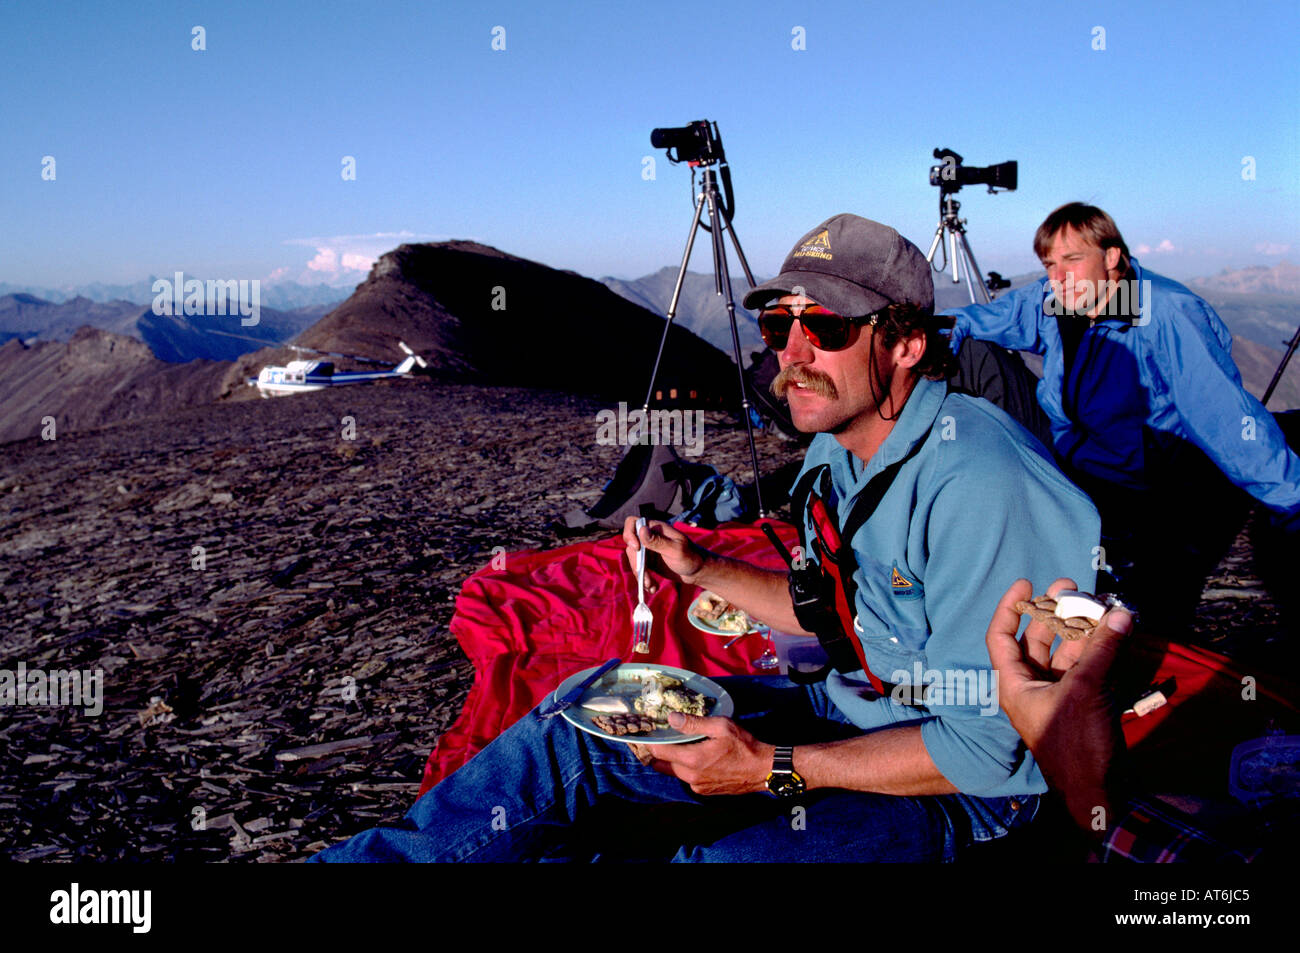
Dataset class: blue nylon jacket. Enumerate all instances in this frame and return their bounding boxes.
[943,259,1300,523]
[794,376,1101,797]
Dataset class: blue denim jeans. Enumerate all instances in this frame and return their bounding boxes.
[310,676,1039,862]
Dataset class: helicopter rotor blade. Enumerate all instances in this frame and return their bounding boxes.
[202,329,399,366]
[286,345,394,366]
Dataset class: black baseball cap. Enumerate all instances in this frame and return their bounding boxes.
[743,214,935,316]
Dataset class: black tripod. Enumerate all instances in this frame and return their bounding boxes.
[641,160,769,516]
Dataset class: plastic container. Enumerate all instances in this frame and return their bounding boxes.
[771,630,828,677]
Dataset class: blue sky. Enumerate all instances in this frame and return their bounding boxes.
[2,0,1297,289]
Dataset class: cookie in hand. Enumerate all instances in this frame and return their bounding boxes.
[1013,591,1109,641]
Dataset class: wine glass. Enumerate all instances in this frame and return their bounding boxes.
[751,624,779,671]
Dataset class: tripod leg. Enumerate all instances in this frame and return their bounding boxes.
[721,213,759,289]
[925,221,949,276]
[953,234,978,305]
[955,230,992,305]
[643,188,709,411]
[1262,323,1300,406]
[705,181,768,517]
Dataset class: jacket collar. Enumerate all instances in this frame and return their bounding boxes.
[843,375,945,488]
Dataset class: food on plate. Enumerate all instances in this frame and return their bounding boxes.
[581,695,632,714]
[634,673,711,721]
[1013,591,1103,641]
[692,592,753,632]
[580,670,718,738]
[592,712,660,736]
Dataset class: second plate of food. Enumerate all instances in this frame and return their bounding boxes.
[686,591,759,636]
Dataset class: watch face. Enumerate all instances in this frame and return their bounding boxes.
[767,772,805,797]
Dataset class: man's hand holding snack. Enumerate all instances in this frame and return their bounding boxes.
[985,578,1132,832]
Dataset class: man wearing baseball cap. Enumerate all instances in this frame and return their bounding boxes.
[314,214,1101,862]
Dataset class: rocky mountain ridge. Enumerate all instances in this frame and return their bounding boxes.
[229,241,735,404]
[1,241,738,443]
[0,328,230,445]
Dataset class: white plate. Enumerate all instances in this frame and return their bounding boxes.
[555,663,733,745]
[686,592,759,637]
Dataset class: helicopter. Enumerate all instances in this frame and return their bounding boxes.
[246,340,429,397]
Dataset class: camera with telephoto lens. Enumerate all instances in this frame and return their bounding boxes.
[928,148,1018,195]
[651,120,725,165]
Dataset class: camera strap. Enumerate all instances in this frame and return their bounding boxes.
[784,435,927,689]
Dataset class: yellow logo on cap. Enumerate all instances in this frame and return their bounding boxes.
[793,229,833,261]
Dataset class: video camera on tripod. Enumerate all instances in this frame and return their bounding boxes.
[640,118,768,513]
[652,120,736,223]
[651,119,724,166]
[924,148,1019,304]
[929,148,1017,195]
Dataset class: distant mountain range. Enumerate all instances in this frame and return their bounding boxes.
[0,278,352,312]
[0,241,735,443]
[1189,261,1300,296]
[0,294,143,342]
[601,268,767,363]
[0,294,333,362]
[1181,286,1298,354]
[2,253,1295,446]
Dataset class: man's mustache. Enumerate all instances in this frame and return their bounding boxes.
[772,366,838,400]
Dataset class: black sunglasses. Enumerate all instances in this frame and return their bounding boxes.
[757,302,879,351]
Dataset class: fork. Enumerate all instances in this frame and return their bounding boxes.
[632,517,652,654]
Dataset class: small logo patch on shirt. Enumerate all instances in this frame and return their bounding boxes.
[890,563,922,599]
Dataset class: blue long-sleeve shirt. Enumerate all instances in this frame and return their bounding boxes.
[943,259,1300,524]
[794,376,1101,797]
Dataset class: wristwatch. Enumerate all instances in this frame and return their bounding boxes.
[765,745,806,798]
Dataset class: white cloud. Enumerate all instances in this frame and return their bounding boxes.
[341,252,376,271]
[306,248,340,272]
[1135,239,1176,255]
[285,231,449,281]
[1254,242,1291,256]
